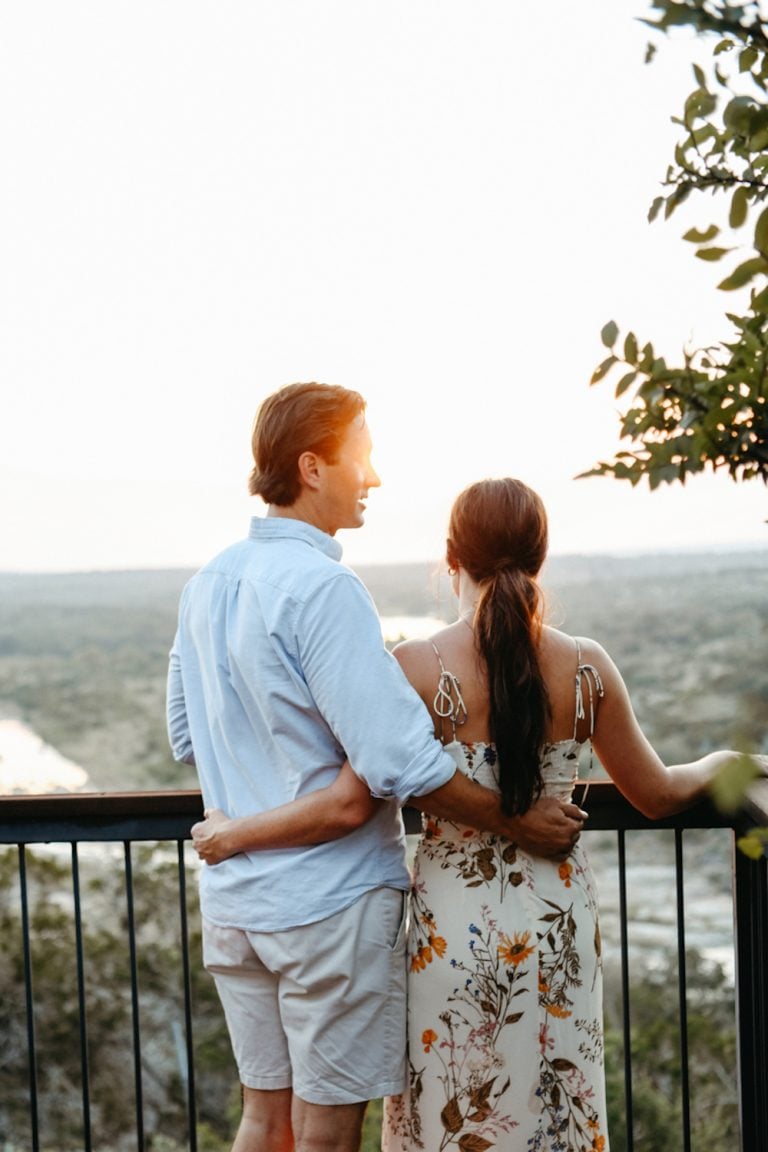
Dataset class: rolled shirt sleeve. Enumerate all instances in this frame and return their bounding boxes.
[296,570,455,806]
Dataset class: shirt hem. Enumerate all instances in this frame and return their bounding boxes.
[200,879,411,934]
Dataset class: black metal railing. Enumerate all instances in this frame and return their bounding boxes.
[1,782,766,1152]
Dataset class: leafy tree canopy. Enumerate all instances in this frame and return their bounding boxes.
[583,0,768,491]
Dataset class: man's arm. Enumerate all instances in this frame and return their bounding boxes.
[166,643,195,766]
[414,769,587,858]
[191,761,379,864]
[191,764,582,864]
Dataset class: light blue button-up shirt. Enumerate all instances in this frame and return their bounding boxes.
[167,516,456,931]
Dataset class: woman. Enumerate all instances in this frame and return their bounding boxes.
[192,478,761,1152]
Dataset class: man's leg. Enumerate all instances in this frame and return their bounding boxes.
[203,921,294,1150]
[291,1097,367,1152]
[231,1086,293,1152]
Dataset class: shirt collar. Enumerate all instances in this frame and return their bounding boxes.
[248,515,343,561]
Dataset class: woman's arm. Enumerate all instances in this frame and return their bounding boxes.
[191,761,379,864]
[586,638,763,818]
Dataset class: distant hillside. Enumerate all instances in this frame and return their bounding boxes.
[0,550,765,792]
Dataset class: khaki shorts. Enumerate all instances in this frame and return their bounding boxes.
[203,886,407,1105]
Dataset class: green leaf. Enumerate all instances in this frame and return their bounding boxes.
[750,125,768,152]
[691,124,718,148]
[648,196,665,223]
[695,246,732,261]
[717,257,768,291]
[754,206,768,258]
[623,332,638,365]
[639,342,654,371]
[648,463,680,490]
[665,184,691,218]
[684,89,716,120]
[708,754,763,815]
[590,356,617,386]
[600,320,619,350]
[692,63,706,87]
[724,95,757,134]
[683,224,720,243]
[736,830,768,860]
[729,186,750,229]
[615,371,638,398]
[739,46,758,73]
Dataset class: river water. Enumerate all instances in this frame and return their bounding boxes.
[0,715,89,793]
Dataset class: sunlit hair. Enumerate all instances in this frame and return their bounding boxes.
[249,382,366,505]
[447,477,550,815]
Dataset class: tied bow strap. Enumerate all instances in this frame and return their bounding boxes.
[574,662,605,806]
[574,663,606,737]
[430,642,467,744]
[433,670,468,730]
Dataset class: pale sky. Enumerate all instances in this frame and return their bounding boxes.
[2,0,766,573]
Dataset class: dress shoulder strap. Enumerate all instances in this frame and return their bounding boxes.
[431,643,468,742]
[572,638,606,741]
[572,638,606,805]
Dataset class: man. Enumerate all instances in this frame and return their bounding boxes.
[167,382,585,1152]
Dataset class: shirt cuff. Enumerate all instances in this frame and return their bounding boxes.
[368,745,456,807]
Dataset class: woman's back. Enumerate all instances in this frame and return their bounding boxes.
[396,621,599,753]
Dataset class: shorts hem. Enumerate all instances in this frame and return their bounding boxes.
[239,1073,293,1091]
[294,1078,407,1106]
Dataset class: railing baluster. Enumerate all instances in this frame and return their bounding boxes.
[733,841,768,1152]
[675,829,691,1152]
[124,841,145,1152]
[18,844,40,1152]
[177,840,198,1152]
[71,842,92,1152]
[617,829,634,1152]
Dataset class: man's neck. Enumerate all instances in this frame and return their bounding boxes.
[267,500,334,536]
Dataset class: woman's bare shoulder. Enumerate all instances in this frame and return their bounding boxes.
[542,626,612,667]
[541,628,624,698]
[392,636,444,703]
[393,631,448,664]
[393,629,460,681]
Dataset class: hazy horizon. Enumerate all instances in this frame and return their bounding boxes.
[1,538,765,579]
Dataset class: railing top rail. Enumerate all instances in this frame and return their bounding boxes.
[0,789,204,820]
[0,780,759,844]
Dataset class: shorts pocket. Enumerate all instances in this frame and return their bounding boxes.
[387,889,407,952]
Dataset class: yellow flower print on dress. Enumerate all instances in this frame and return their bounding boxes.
[559,860,573,887]
[498,929,535,967]
[430,934,447,958]
[411,945,432,972]
[545,1002,573,1019]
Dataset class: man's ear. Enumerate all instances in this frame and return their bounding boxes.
[297,450,323,492]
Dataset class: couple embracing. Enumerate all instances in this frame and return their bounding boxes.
[167,381,749,1152]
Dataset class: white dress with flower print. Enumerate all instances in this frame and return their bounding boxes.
[382,649,608,1152]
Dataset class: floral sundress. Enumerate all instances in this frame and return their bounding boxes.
[382,640,609,1152]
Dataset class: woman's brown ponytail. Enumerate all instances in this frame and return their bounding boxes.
[448,478,550,815]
